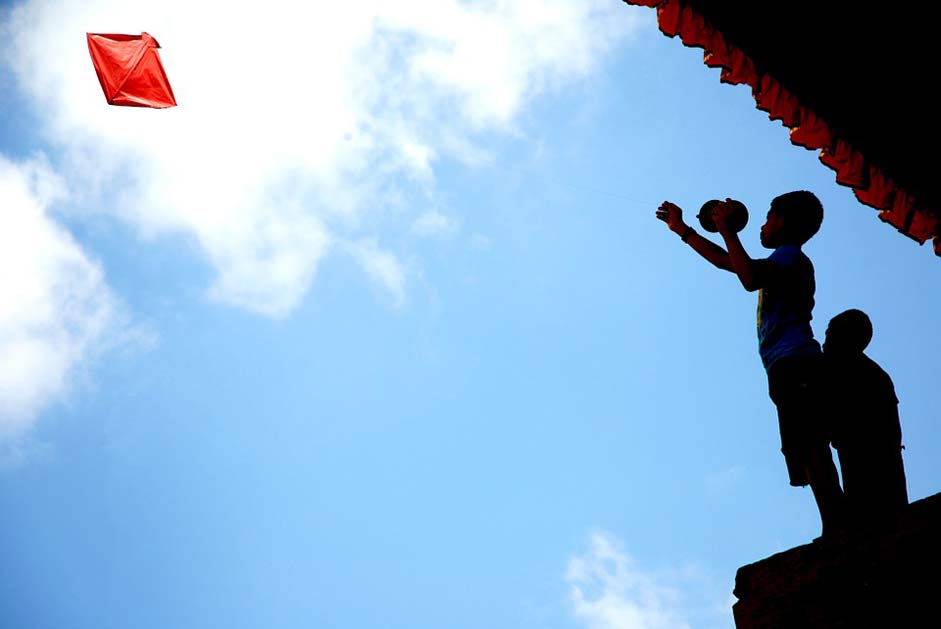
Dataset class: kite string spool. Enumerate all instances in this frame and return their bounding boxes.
[696,198,748,233]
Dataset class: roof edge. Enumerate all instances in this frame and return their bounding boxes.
[623,0,941,257]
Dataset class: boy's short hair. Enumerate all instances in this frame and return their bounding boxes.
[770,190,824,245]
[828,309,873,353]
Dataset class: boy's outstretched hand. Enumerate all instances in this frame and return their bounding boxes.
[656,201,688,236]
[656,199,734,271]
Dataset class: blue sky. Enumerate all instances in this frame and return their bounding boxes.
[1,2,939,628]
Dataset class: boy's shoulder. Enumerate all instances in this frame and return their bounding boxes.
[760,245,815,289]
[828,352,898,402]
[768,244,811,267]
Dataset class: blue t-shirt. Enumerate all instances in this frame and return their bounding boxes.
[757,245,821,369]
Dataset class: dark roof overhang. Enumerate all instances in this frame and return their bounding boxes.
[625,0,941,257]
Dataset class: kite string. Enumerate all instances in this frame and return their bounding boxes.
[500,161,662,213]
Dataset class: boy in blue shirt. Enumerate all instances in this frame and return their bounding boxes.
[656,191,844,538]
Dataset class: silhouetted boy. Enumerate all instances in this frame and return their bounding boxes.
[823,309,908,530]
[656,191,844,537]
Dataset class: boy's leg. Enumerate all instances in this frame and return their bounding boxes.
[888,449,909,507]
[867,447,909,520]
[804,442,844,537]
[839,446,907,533]
[804,356,845,538]
[770,355,844,537]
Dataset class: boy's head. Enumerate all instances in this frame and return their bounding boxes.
[760,190,824,248]
[823,309,873,356]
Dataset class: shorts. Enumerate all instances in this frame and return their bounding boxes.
[837,446,908,513]
[767,354,828,487]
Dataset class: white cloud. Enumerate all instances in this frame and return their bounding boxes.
[0,155,127,437]
[469,233,493,251]
[410,210,459,238]
[2,0,638,317]
[0,0,641,434]
[566,530,691,629]
[346,239,407,308]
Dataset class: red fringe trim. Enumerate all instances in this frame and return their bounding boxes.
[625,0,941,253]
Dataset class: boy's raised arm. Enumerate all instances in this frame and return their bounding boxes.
[656,201,733,271]
[713,199,776,291]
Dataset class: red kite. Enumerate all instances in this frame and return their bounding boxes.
[87,32,177,108]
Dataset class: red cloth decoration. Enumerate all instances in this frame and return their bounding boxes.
[623,0,941,252]
[789,109,833,150]
[879,191,916,234]
[854,166,895,210]
[87,32,177,108]
[819,140,866,188]
[755,78,800,127]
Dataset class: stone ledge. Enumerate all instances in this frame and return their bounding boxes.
[733,492,941,628]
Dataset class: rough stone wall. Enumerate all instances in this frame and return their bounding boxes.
[733,493,941,628]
